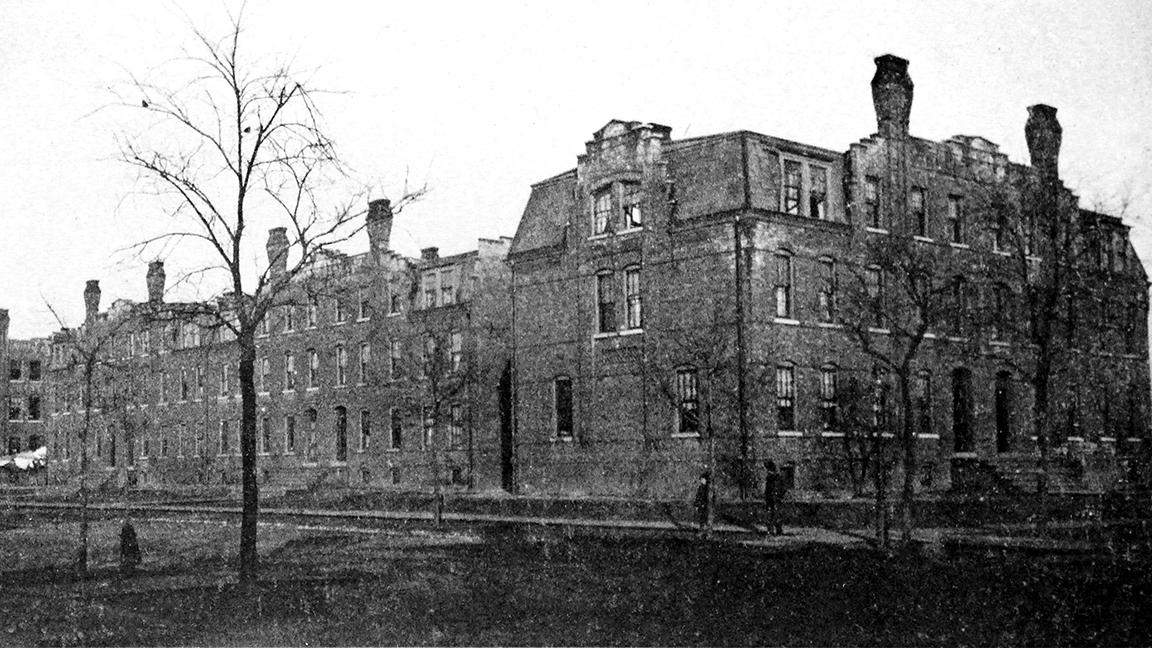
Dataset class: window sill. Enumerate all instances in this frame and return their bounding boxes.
[820,431,844,438]
[773,318,801,326]
[671,432,701,440]
[306,387,320,392]
[994,250,1012,257]
[865,227,890,235]
[916,433,941,440]
[913,236,934,243]
[387,312,403,318]
[923,332,937,339]
[989,340,1011,347]
[386,447,401,453]
[815,322,841,329]
[592,331,617,340]
[357,317,370,323]
[618,226,644,235]
[1101,437,1116,443]
[618,328,644,337]
[946,336,968,343]
[553,435,575,443]
[868,327,890,335]
[952,452,978,459]
[335,384,349,389]
[777,430,803,437]
[588,233,611,241]
[948,242,970,250]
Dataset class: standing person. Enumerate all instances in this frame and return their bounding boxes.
[693,472,711,533]
[119,518,141,577]
[764,460,784,536]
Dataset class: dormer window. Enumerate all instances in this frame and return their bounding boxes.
[593,187,612,235]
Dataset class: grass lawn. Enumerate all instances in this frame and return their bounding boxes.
[1,510,1149,646]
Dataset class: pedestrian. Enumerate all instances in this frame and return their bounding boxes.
[764,460,784,536]
[119,518,141,577]
[693,471,711,533]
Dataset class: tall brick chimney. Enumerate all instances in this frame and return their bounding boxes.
[871,54,914,138]
[266,227,289,276]
[146,260,166,303]
[83,280,101,323]
[367,198,393,256]
[1025,104,1062,178]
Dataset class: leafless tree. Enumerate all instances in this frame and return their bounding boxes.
[114,13,421,584]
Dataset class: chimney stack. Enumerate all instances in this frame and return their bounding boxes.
[266,227,289,276]
[83,280,101,323]
[421,247,439,261]
[146,261,166,303]
[367,198,394,257]
[871,54,914,138]
[1025,104,1062,178]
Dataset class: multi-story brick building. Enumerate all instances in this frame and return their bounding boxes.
[506,55,1150,499]
[5,334,49,458]
[43,199,512,492]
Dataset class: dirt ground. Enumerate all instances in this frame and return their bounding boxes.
[1,510,1150,646]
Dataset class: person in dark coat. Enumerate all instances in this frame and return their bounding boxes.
[693,472,711,532]
[764,460,784,536]
[119,518,141,577]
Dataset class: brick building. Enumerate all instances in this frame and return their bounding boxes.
[43,199,512,492]
[5,332,49,457]
[506,55,1150,499]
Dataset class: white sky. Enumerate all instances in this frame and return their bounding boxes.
[2,0,1151,338]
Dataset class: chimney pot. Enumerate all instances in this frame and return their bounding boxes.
[266,227,289,276]
[146,260,166,303]
[1025,104,1062,178]
[421,247,439,261]
[871,54,914,138]
[367,198,394,256]
[83,280,101,322]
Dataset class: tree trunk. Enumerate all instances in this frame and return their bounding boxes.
[1032,364,1051,527]
[237,331,259,584]
[78,376,92,578]
[898,373,916,545]
[872,431,889,550]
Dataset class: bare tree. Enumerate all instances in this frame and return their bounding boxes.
[115,13,421,584]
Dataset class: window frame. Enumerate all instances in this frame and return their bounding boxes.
[776,363,796,432]
[596,270,616,334]
[624,266,642,331]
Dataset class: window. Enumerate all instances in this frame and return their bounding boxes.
[27,396,40,421]
[910,187,926,237]
[952,368,973,452]
[305,408,318,462]
[776,364,796,431]
[259,357,270,394]
[1116,232,1128,272]
[334,406,348,462]
[866,266,884,328]
[8,360,20,381]
[818,258,836,322]
[624,266,642,330]
[283,306,295,332]
[593,186,612,235]
[947,195,964,243]
[450,332,463,371]
[440,268,456,306]
[219,363,230,396]
[307,299,318,328]
[260,417,271,454]
[389,294,402,315]
[676,367,700,435]
[623,182,642,228]
[196,366,205,399]
[219,420,230,455]
[335,294,349,322]
[422,335,437,375]
[306,349,319,388]
[865,177,880,228]
[142,330,151,354]
[554,376,573,438]
[914,372,932,436]
[6,399,19,421]
[389,339,402,380]
[995,371,1012,452]
[359,410,371,451]
[950,276,969,332]
[159,372,167,403]
[358,289,370,320]
[390,408,403,449]
[336,345,347,386]
[596,271,616,333]
[775,252,792,319]
[810,165,828,219]
[873,366,891,430]
[359,343,370,384]
[285,415,296,454]
[259,314,270,337]
[284,352,296,391]
[180,368,190,401]
[992,283,1010,340]
[449,404,463,450]
[1125,303,1140,354]
[423,272,438,309]
[423,411,434,450]
[28,360,41,382]
[783,160,802,215]
[6,436,19,454]
[819,365,838,430]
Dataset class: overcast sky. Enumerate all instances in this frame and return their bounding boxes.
[2,0,1150,338]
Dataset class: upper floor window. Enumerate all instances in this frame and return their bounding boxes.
[914,371,932,436]
[866,266,884,328]
[390,408,403,449]
[440,268,457,306]
[624,267,642,330]
[259,314,270,337]
[336,344,348,386]
[623,182,643,229]
[775,252,793,319]
[307,299,318,328]
[783,160,802,215]
[596,271,616,333]
[593,187,613,235]
[992,283,1011,340]
[422,272,438,309]
[8,360,19,381]
[28,360,41,381]
[810,165,828,219]
[910,187,927,237]
[358,289,370,320]
[776,364,796,431]
[259,357,270,394]
[864,177,880,228]
[334,294,349,323]
[818,257,836,322]
[389,339,402,380]
[450,332,463,371]
[307,348,319,388]
[1116,232,1128,272]
[283,306,295,332]
[676,367,700,435]
[220,363,230,396]
[359,343,371,383]
[947,195,964,243]
[284,352,296,391]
